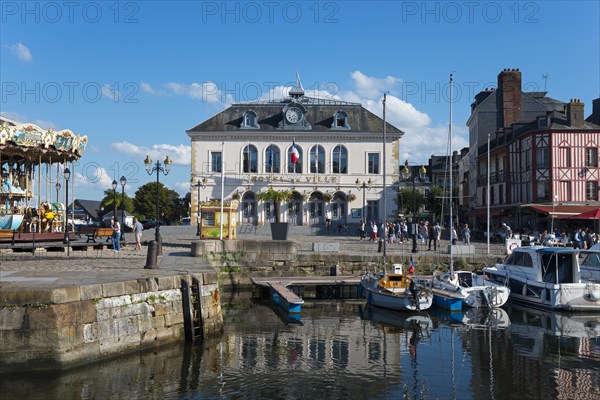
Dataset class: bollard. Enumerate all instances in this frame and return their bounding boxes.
[145,240,158,269]
[378,238,383,253]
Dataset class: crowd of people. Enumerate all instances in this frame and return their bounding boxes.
[357,218,599,250]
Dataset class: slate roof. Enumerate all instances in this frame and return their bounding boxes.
[187,96,403,135]
[72,199,102,220]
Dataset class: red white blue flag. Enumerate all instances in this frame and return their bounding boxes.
[291,140,300,164]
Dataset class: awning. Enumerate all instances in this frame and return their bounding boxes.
[563,208,600,219]
[529,205,599,218]
[471,207,509,217]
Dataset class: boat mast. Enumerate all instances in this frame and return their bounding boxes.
[449,74,454,275]
[382,92,387,270]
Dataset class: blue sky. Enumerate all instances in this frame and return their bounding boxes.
[2,0,599,201]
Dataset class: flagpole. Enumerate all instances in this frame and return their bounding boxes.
[219,141,225,240]
[382,92,387,269]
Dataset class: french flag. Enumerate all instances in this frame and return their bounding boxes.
[291,140,300,164]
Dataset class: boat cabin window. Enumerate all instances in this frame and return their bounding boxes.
[541,253,575,284]
[388,275,404,282]
[457,272,472,287]
[505,251,533,268]
[582,252,600,267]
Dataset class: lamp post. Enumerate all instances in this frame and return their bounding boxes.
[111,179,118,221]
[144,155,172,255]
[63,168,71,244]
[355,178,372,222]
[401,160,427,253]
[120,176,127,242]
[191,177,207,236]
[55,182,61,204]
[550,194,559,234]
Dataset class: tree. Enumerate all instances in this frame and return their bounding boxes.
[427,185,444,223]
[398,188,425,218]
[99,189,134,218]
[257,187,292,223]
[134,182,180,223]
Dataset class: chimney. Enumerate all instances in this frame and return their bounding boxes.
[497,68,522,128]
[567,99,585,127]
[589,98,600,125]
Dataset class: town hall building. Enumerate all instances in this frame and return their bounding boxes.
[187,78,403,227]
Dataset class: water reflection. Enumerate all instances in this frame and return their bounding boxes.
[1,295,598,400]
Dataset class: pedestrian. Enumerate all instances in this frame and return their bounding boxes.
[111,216,121,253]
[571,228,582,249]
[584,228,593,250]
[402,221,409,242]
[325,210,331,228]
[359,219,366,240]
[434,222,441,250]
[451,225,457,245]
[133,217,143,250]
[462,224,471,245]
[428,222,435,251]
[371,221,378,241]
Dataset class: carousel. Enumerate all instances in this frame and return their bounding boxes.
[0,119,87,233]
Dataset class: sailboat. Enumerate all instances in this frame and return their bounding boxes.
[360,93,433,312]
[431,74,510,310]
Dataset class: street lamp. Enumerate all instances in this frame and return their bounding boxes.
[401,160,427,253]
[550,194,559,234]
[144,155,172,255]
[120,176,127,242]
[355,178,372,222]
[191,177,207,236]
[63,167,71,244]
[111,179,118,221]
[55,182,61,204]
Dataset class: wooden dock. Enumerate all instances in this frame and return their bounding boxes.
[252,276,362,316]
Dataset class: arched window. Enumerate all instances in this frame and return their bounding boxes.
[310,145,325,174]
[241,111,259,129]
[242,144,258,173]
[332,145,348,174]
[287,145,303,173]
[331,110,350,129]
[265,145,280,173]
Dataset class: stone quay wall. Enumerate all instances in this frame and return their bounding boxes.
[191,239,501,290]
[0,273,222,372]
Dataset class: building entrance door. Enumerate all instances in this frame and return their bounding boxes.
[367,200,379,223]
[288,192,303,225]
[242,192,257,225]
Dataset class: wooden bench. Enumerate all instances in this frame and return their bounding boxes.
[0,231,77,247]
[78,226,114,243]
[0,229,15,243]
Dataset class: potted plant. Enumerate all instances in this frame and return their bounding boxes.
[257,187,292,240]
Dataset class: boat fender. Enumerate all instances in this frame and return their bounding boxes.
[584,290,600,302]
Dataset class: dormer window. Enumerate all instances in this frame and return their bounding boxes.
[241,110,259,129]
[538,116,548,128]
[331,110,350,130]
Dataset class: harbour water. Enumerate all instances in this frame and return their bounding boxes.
[2,293,599,399]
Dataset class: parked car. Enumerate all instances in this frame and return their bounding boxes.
[140,220,157,229]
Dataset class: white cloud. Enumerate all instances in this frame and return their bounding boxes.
[140,82,156,94]
[350,70,400,98]
[111,141,191,165]
[73,165,114,189]
[7,42,32,62]
[173,181,192,193]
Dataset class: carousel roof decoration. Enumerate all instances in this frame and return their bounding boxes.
[0,123,88,162]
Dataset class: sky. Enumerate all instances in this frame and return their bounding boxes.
[1,0,599,201]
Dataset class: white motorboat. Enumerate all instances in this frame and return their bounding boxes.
[361,265,433,312]
[432,270,510,308]
[483,247,600,311]
[580,250,600,283]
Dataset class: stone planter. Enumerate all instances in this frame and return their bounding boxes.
[270,222,289,240]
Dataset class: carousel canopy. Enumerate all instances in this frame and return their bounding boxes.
[0,122,87,163]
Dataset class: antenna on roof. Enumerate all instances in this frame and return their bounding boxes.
[542,73,548,92]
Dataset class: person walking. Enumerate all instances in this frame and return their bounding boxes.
[428,222,436,251]
[111,216,121,253]
[451,225,458,245]
[434,222,441,250]
[133,217,143,250]
[462,224,471,245]
[359,219,366,240]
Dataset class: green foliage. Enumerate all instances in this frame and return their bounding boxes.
[398,188,425,216]
[427,185,444,223]
[100,190,135,218]
[257,188,292,222]
[133,182,180,223]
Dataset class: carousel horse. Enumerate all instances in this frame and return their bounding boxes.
[39,202,55,232]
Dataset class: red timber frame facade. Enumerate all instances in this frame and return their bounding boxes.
[476,129,600,232]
